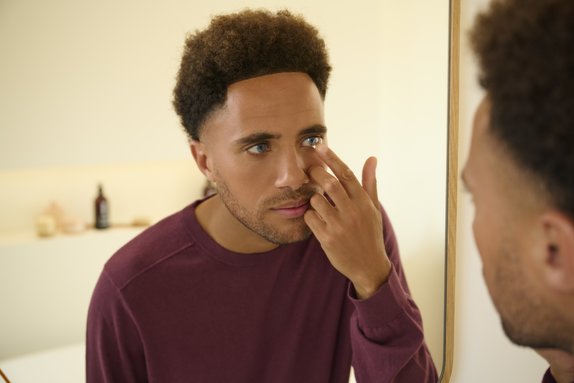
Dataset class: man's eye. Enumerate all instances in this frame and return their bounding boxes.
[246,143,270,154]
[302,136,323,148]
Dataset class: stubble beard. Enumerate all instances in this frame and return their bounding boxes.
[494,243,573,352]
[214,179,318,245]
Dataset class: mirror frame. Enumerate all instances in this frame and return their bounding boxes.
[441,0,459,381]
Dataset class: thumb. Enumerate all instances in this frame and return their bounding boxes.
[362,156,380,208]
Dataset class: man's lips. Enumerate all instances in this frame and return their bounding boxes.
[273,200,310,209]
[271,200,310,218]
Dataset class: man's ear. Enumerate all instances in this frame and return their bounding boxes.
[541,211,574,293]
[190,140,214,181]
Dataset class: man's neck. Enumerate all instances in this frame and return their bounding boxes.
[195,195,279,254]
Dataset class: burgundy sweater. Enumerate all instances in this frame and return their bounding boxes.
[86,200,437,382]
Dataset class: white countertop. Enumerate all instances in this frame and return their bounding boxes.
[0,343,84,383]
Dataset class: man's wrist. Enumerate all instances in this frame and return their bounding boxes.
[352,267,391,300]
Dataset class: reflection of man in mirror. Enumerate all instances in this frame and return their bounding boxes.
[86,9,436,383]
[463,0,574,382]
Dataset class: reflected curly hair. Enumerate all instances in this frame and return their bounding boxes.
[173,9,331,141]
[470,0,574,218]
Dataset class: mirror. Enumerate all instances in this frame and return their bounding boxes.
[0,0,458,381]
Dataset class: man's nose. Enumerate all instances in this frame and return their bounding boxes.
[274,149,310,190]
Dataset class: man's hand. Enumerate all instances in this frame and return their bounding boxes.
[536,348,574,383]
[304,144,392,299]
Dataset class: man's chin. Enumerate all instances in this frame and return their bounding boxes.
[500,317,567,351]
[265,223,313,245]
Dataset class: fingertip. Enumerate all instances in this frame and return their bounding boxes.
[367,156,378,170]
[362,156,377,178]
[316,143,328,156]
[362,156,380,203]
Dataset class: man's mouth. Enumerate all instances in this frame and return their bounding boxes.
[271,200,310,218]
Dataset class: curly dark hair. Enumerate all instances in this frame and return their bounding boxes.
[173,9,331,141]
[470,0,574,218]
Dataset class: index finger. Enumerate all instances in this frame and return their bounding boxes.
[315,144,363,197]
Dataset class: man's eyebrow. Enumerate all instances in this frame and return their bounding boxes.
[299,124,327,136]
[234,132,281,147]
[233,125,327,147]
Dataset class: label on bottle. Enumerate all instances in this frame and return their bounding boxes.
[96,201,109,229]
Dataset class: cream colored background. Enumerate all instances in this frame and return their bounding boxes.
[0,0,449,378]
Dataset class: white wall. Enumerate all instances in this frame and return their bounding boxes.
[0,0,449,374]
[450,0,550,381]
[0,228,144,359]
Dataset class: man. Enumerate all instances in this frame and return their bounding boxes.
[86,9,436,382]
[463,0,574,382]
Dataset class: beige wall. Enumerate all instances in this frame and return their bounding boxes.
[450,0,549,381]
[0,0,449,374]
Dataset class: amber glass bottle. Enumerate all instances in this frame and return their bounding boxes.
[94,184,109,229]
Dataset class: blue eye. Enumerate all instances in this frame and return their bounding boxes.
[303,136,323,148]
[246,143,270,154]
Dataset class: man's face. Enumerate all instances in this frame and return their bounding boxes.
[462,97,561,349]
[196,72,325,246]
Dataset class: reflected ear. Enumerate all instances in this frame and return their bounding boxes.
[541,211,574,292]
[190,140,214,182]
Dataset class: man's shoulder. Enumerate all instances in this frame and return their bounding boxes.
[104,204,197,290]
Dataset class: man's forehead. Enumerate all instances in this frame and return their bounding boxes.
[470,97,500,165]
[474,97,492,137]
[463,97,493,191]
[473,98,514,166]
[223,72,324,125]
[468,97,541,199]
[227,72,315,94]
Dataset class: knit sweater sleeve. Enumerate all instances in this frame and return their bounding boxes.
[86,271,148,383]
[348,207,438,383]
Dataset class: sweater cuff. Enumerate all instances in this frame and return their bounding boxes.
[348,266,410,328]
